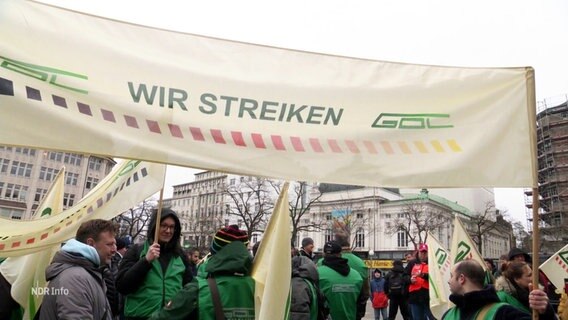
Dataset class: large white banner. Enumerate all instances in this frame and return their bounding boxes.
[0,0,537,188]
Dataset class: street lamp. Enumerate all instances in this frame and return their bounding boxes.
[368,249,375,259]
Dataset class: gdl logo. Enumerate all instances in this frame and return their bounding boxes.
[371,113,453,129]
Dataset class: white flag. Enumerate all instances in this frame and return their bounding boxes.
[539,244,568,291]
[427,232,452,319]
[450,216,486,271]
[0,168,66,319]
[0,160,166,257]
[252,182,292,320]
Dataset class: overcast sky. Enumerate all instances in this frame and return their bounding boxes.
[42,0,568,226]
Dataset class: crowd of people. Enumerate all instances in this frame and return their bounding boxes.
[0,207,564,320]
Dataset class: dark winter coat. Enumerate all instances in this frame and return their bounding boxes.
[290,256,324,320]
[385,263,410,297]
[39,241,112,320]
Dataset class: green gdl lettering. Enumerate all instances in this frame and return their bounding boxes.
[371,113,453,129]
[0,56,88,94]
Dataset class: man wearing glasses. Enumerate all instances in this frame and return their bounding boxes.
[117,208,193,320]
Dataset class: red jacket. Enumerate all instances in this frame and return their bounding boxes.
[409,261,429,292]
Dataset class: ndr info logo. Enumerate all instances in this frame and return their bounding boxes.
[31,281,69,296]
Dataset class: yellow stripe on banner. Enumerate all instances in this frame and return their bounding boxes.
[380,141,394,155]
[414,141,428,154]
[447,139,462,152]
[398,141,411,154]
[431,140,445,153]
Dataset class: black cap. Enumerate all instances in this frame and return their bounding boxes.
[323,241,342,254]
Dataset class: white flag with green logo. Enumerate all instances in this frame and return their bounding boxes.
[0,168,65,320]
[450,216,487,271]
[539,244,568,291]
[0,0,537,188]
[427,232,451,319]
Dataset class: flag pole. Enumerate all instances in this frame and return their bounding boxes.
[525,68,540,320]
[153,166,168,244]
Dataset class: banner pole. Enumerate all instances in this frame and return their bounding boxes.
[153,166,168,244]
[525,68,540,320]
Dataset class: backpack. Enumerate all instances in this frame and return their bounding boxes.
[388,273,404,295]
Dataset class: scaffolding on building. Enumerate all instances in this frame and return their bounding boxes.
[524,95,568,252]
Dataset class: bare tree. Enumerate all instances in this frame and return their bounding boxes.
[386,200,448,250]
[325,198,375,251]
[468,201,501,254]
[512,220,530,250]
[224,176,275,239]
[271,181,324,247]
[185,214,225,253]
[112,198,157,242]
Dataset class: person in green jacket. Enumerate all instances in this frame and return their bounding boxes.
[117,208,193,320]
[318,241,366,320]
[442,259,550,320]
[494,260,557,319]
[317,231,370,316]
[150,225,254,320]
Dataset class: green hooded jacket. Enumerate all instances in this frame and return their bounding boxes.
[150,241,254,320]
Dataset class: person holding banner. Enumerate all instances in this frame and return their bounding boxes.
[442,259,552,320]
[117,208,192,320]
[495,261,557,319]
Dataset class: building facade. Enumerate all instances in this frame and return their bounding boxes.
[525,96,568,253]
[305,186,512,261]
[0,146,115,219]
[167,171,281,251]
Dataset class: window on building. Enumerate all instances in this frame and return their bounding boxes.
[63,193,76,207]
[4,183,28,201]
[397,229,408,247]
[63,153,82,166]
[356,213,363,219]
[384,213,391,219]
[65,172,79,186]
[0,158,9,173]
[89,157,103,171]
[0,182,3,196]
[325,214,332,221]
[15,148,35,156]
[10,161,33,178]
[224,219,229,227]
[324,229,333,243]
[35,188,47,202]
[39,167,59,181]
[48,152,63,162]
[355,228,365,248]
[252,234,259,244]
